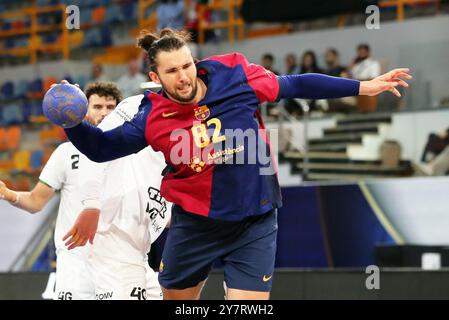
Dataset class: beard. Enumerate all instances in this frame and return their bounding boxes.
[162,79,198,104]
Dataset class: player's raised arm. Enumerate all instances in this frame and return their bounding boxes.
[275,68,412,101]
[64,119,148,163]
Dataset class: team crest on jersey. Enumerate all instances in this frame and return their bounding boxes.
[189,156,206,173]
[194,105,210,121]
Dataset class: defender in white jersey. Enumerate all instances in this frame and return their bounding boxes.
[64,94,171,300]
[0,82,121,299]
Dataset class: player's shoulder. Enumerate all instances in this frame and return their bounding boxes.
[101,94,145,127]
[118,94,145,109]
[199,52,249,68]
[53,141,77,154]
[47,141,79,165]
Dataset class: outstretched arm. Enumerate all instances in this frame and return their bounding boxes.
[0,181,54,214]
[65,120,148,163]
[277,68,411,100]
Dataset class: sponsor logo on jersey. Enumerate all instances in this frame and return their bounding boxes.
[146,187,168,236]
[189,156,206,172]
[96,291,114,300]
[162,111,178,118]
[208,145,244,164]
[194,105,210,121]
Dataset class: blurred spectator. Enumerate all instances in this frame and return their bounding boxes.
[91,63,109,82]
[324,48,346,77]
[419,140,449,176]
[283,53,300,117]
[350,44,381,112]
[300,50,322,74]
[157,0,185,31]
[261,53,280,75]
[300,51,326,113]
[350,43,381,80]
[185,0,215,43]
[284,53,300,75]
[116,59,148,98]
[260,53,279,118]
[421,128,449,163]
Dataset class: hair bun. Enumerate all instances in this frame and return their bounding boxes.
[136,30,159,51]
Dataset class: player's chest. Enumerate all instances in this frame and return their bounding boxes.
[149,98,257,150]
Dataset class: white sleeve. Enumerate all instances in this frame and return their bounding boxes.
[79,95,144,209]
[98,94,144,131]
[79,156,108,210]
[39,144,66,190]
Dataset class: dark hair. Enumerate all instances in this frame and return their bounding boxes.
[262,53,274,62]
[326,48,339,56]
[85,81,123,104]
[137,28,192,72]
[300,50,321,74]
[357,43,370,52]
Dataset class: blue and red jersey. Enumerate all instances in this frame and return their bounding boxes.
[65,53,360,221]
[141,53,281,220]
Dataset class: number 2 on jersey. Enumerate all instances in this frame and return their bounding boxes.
[191,118,226,148]
[71,154,79,170]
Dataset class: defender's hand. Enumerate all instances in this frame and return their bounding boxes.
[0,180,17,203]
[63,208,100,250]
[359,68,412,97]
[50,80,80,89]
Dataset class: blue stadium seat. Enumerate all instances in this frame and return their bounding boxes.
[15,37,29,48]
[106,5,123,24]
[42,33,58,44]
[1,82,15,100]
[100,26,113,47]
[3,104,22,125]
[32,101,44,116]
[1,21,12,31]
[15,80,29,98]
[83,28,101,47]
[36,0,49,7]
[30,150,43,171]
[27,78,43,95]
[5,38,15,49]
[121,2,137,21]
[81,8,92,24]
[21,101,33,123]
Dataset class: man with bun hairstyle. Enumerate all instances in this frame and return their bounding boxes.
[58,28,411,300]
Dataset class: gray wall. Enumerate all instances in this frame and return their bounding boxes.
[0,196,58,272]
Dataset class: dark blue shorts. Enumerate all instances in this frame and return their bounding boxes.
[158,205,278,292]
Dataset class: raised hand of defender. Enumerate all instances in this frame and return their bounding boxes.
[0,180,16,203]
[50,80,80,89]
[63,208,100,250]
[359,68,412,97]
